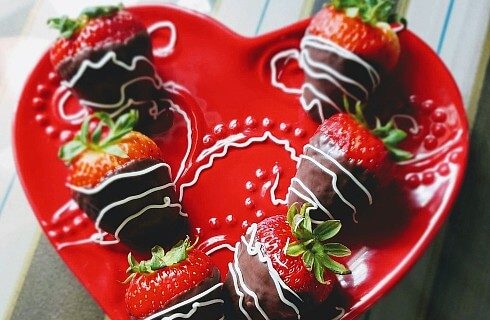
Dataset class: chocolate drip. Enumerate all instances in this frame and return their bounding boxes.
[73,158,188,250]
[300,35,380,123]
[135,268,224,320]
[224,236,305,320]
[288,133,376,223]
[57,31,172,134]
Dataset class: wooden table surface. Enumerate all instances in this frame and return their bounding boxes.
[1,1,489,319]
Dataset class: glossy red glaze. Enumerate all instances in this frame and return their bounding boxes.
[13,5,468,320]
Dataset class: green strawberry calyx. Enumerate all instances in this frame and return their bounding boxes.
[124,237,198,283]
[331,0,405,26]
[47,4,123,38]
[58,110,138,164]
[344,97,413,161]
[372,117,413,161]
[285,203,352,284]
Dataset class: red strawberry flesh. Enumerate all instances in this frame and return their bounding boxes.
[125,250,214,318]
[50,10,146,68]
[307,5,400,71]
[317,113,388,172]
[68,131,162,188]
[255,215,336,303]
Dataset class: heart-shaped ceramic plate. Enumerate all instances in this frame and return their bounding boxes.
[13,4,468,320]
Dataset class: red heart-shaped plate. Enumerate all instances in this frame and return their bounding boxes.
[13,5,468,320]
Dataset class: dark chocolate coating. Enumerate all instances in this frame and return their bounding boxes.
[301,38,379,122]
[134,268,224,320]
[288,132,376,223]
[57,31,172,134]
[73,158,188,250]
[224,237,305,320]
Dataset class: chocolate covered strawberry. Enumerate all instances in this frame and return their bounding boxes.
[125,237,223,320]
[300,0,402,122]
[48,4,172,134]
[224,203,351,320]
[59,110,187,249]
[288,101,411,223]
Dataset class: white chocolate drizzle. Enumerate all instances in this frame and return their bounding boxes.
[270,171,288,206]
[397,129,464,166]
[58,162,186,249]
[390,114,420,135]
[299,153,357,214]
[57,60,165,121]
[289,177,335,221]
[179,131,300,202]
[57,19,178,122]
[304,53,368,98]
[52,21,186,250]
[299,35,380,122]
[51,199,79,223]
[143,283,224,320]
[270,49,302,95]
[300,35,380,91]
[270,35,380,122]
[197,134,246,162]
[283,143,373,223]
[56,233,109,250]
[205,243,237,256]
[147,21,177,58]
[167,100,193,183]
[67,162,171,194]
[267,142,372,223]
[96,184,180,243]
[57,89,88,125]
[304,144,372,204]
[63,52,158,89]
[79,75,165,111]
[332,307,346,320]
[228,223,302,319]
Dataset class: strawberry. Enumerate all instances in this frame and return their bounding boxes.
[288,100,411,223]
[125,238,223,320]
[224,203,350,319]
[300,0,403,122]
[48,5,173,134]
[308,1,401,71]
[48,5,146,68]
[60,110,162,188]
[60,110,188,250]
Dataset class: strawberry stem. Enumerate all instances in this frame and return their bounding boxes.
[58,110,139,164]
[372,117,413,161]
[286,203,351,284]
[343,98,413,161]
[47,4,123,38]
[330,0,402,26]
[125,236,195,282]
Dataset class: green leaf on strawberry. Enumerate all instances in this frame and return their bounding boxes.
[323,243,351,257]
[343,97,413,161]
[313,220,342,241]
[331,0,400,26]
[124,237,197,283]
[286,203,351,283]
[372,118,413,161]
[47,16,82,38]
[58,110,139,164]
[81,4,123,19]
[48,4,123,38]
